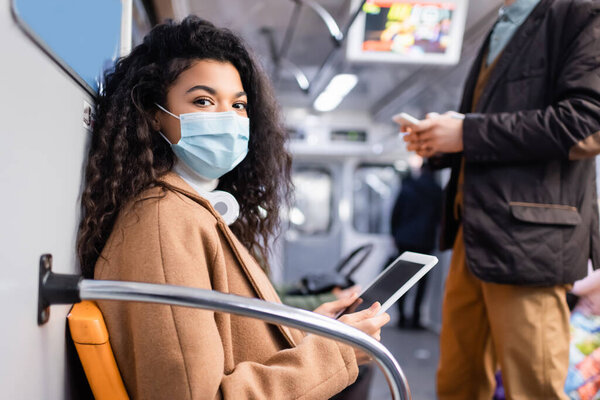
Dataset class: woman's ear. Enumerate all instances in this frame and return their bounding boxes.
[151,112,161,131]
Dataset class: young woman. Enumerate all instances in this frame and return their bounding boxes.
[77,17,389,399]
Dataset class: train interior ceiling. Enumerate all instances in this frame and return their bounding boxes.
[1,1,507,399]
[150,0,504,127]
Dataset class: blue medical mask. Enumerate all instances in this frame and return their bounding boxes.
[156,104,250,179]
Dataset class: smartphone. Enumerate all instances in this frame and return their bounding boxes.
[392,112,421,126]
[336,251,438,318]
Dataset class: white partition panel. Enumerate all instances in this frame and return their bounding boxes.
[0,2,97,398]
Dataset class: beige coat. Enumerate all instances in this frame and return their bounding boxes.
[95,172,358,399]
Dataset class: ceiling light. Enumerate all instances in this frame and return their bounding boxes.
[313,74,358,112]
[326,74,359,96]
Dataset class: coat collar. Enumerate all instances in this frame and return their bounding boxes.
[462,0,550,113]
[157,172,299,347]
[499,0,541,25]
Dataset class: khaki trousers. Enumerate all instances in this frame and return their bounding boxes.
[437,226,570,400]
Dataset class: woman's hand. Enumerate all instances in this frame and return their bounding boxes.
[332,285,361,300]
[313,295,390,364]
[313,292,361,318]
[338,302,391,365]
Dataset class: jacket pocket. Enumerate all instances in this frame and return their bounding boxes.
[509,202,581,226]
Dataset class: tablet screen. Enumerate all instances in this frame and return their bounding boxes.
[338,258,429,316]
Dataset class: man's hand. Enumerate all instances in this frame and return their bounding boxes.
[402,111,464,158]
[572,270,600,315]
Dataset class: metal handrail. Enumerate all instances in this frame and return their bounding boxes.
[301,0,344,44]
[79,279,411,400]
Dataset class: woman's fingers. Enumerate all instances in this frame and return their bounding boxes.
[313,292,359,317]
[337,302,376,325]
[339,302,391,337]
[340,303,390,367]
[327,292,358,309]
[353,312,391,336]
[349,301,382,320]
[334,285,360,299]
[344,313,390,340]
[371,328,381,341]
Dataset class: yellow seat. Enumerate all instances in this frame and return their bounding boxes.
[67,301,129,400]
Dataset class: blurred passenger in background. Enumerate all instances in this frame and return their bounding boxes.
[77,16,389,399]
[563,268,600,399]
[276,284,360,311]
[400,0,600,398]
[390,155,442,329]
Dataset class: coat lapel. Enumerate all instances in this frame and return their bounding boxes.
[459,30,492,113]
[216,222,299,347]
[157,173,298,347]
[474,0,549,112]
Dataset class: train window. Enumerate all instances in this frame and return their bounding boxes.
[11,0,122,94]
[288,168,333,235]
[353,164,401,234]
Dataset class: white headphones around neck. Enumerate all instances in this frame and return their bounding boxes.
[201,190,240,225]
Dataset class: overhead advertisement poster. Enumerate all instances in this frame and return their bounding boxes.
[346,0,468,65]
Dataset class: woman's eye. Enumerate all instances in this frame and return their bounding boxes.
[193,98,213,106]
[233,102,247,110]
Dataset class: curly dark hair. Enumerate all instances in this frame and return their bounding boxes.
[77,16,292,278]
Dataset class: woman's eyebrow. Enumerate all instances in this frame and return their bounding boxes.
[186,85,216,94]
[186,86,247,99]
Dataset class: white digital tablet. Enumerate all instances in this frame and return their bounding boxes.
[337,251,438,317]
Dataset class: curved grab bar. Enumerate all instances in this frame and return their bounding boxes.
[79,279,411,400]
[301,0,344,44]
[281,58,310,92]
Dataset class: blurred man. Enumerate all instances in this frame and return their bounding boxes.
[390,156,442,329]
[401,0,600,398]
